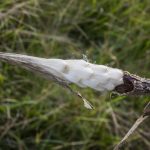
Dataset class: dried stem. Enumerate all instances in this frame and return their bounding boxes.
[115,72,150,95]
[114,102,150,150]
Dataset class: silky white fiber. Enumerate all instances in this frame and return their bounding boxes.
[0,52,124,92]
[45,59,124,92]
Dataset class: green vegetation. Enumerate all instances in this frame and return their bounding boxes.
[0,0,150,149]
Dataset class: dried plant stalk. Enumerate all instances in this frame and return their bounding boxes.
[114,102,150,150]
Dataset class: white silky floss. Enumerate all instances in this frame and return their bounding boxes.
[0,52,124,91]
[0,53,124,109]
[44,59,124,92]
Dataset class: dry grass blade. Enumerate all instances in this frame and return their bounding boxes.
[19,30,73,44]
[114,102,150,150]
[114,115,149,150]
[0,2,30,21]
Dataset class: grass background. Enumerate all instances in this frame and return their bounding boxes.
[0,0,150,149]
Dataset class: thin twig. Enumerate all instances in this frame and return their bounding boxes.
[114,102,150,150]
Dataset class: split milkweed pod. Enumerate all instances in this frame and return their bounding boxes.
[0,52,150,108]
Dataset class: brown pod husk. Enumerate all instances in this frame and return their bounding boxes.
[115,72,150,95]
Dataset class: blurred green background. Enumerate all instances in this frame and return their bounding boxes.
[0,0,150,150]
